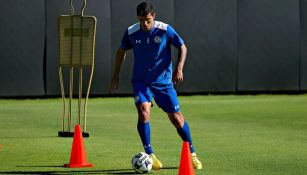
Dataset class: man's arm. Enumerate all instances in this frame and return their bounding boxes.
[110,48,127,93]
[173,44,187,85]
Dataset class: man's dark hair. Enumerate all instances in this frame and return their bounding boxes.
[137,2,155,16]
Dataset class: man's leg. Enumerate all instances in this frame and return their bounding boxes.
[167,112,195,153]
[136,102,153,154]
[151,84,202,169]
[136,102,163,170]
[133,82,154,154]
[151,86,196,153]
[133,82,163,170]
[167,112,202,170]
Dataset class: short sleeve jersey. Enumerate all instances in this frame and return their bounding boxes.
[120,21,184,85]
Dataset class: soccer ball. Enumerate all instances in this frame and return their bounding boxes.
[131,152,153,173]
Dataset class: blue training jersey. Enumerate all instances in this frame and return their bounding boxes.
[120,21,184,85]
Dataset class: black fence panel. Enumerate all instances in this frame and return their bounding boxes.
[300,0,307,90]
[175,0,237,93]
[0,0,45,97]
[237,0,300,91]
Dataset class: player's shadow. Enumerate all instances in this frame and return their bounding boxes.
[1,136,58,139]
[162,166,178,169]
[0,169,136,174]
[0,166,178,174]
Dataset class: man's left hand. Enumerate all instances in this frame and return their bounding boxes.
[172,70,183,85]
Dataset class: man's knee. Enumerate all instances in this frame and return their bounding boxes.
[138,110,150,122]
[168,112,184,128]
[137,103,151,122]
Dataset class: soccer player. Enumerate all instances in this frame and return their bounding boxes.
[110,1,203,170]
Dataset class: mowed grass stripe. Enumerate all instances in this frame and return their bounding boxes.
[0,95,306,174]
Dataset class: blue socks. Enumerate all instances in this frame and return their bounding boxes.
[137,120,153,154]
[177,122,195,153]
[138,120,195,154]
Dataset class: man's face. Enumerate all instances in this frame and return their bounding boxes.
[138,13,155,31]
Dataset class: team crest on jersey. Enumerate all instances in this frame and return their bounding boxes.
[154,36,162,44]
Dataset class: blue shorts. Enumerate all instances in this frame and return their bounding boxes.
[132,82,180,113]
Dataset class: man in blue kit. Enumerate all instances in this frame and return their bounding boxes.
[110,2,202,170]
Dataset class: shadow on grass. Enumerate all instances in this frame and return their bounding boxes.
[0,166,178,174]
[16,165,64,168]
[1,136,58,139]
[0,169,135,174]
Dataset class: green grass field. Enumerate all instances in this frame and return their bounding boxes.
[0,95,307,174]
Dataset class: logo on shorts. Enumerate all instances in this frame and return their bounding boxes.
[174,105,180,110]
[154,36,162,44]
[134,96,140,102]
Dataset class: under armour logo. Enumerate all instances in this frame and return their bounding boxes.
[136,40,141,44]
[144,144,151,148]
[134,96,140,102]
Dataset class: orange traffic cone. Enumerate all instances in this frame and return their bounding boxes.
[178,141,195,175]
[64,125,93,168]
